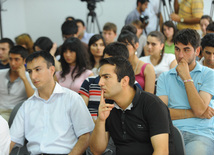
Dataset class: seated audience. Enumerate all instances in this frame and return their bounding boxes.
[76,19,94,44]
[10,51,94,154]
[140,31,177,82]
[102,22,117,45]
[90,56,175,155]
[15,33,34,54]
[0,38,14,69]
[0,45,34,121]
[200,33,214,69]
[157,29,214,155]
[161,21,177,54]
[56,37,92,93]
[0,115,10,155]
[200,15,212,37]
[118,30,155,93]
[88,34,105,76]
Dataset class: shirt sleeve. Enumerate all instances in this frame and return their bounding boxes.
[10,103,25,146]
[145,97,170,137]
[0,116,10,155]
[79,78,90,97]
[200,68,214,96]
[156,72,168,96]
[166,54,176,66]
[69,94,94,138]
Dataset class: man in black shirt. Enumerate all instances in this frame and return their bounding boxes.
[90,57,175,155]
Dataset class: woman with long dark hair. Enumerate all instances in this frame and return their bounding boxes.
[56,37,93,92]
[88,34,105,75]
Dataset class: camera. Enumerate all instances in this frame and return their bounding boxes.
[81,0,104,11]
[140,15,149,25]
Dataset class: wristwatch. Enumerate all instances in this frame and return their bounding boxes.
[180,18,184,23]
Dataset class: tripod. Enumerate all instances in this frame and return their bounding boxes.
[210,0,214,19]
[86,2,102,35]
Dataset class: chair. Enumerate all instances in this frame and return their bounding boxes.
[9,102,30,155]
[172,126,186,155]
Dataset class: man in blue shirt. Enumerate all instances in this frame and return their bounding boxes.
[157,29,214,155]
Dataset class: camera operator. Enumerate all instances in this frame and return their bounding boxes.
[125,0,162,36]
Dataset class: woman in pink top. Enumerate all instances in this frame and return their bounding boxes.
[118,30,155,93]
[56,37,93,92]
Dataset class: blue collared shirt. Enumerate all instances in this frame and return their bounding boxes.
[10,83,94,154]
[157,62,214,140]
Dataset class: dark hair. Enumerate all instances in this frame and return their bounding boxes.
[61,20,78,35]
[206,22,214,32]
[65,16,75,21]
[88,34,105,68]
[9,45,29,59]
[200,15,212,24]
[75,19,85,27]
[137,0,149,6]
[60,37,89,81]
[103,42,129,59]
[121,24,137,35]
[174,28,200,50]
[0,38,14,49]
[161,20,177,42]
[34,37,53,52]
[26,51,55,68]
[100,57,135,87]
[147,31,165,64]
[118,30,139,50]
[201,33,214,50]
[103,22,117,34]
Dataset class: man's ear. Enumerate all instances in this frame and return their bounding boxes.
[50,65,56,76]
[121,76,130,87]
[195,46,201,56]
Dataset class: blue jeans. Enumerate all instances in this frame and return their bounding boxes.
[181,131,214,155]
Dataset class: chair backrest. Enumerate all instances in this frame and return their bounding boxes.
[8,102,24,128]
[173,126,186,155]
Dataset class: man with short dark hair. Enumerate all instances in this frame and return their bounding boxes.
[0,45,34,121]
[200,33,214,69]
[0,38,14,69]
[10,51,94,154]
[206,22,214,34]
[90,56,175,155]
[76,19,94,44]
[157,29,214,155]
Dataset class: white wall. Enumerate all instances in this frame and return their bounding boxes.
[1,0,212,46]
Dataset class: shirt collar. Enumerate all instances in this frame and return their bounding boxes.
[170,61,203,75]
[32,82,65,100]
[6,69,21,82]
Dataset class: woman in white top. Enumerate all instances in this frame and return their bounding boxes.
[0,116,10,155]
[140,31,177,81]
